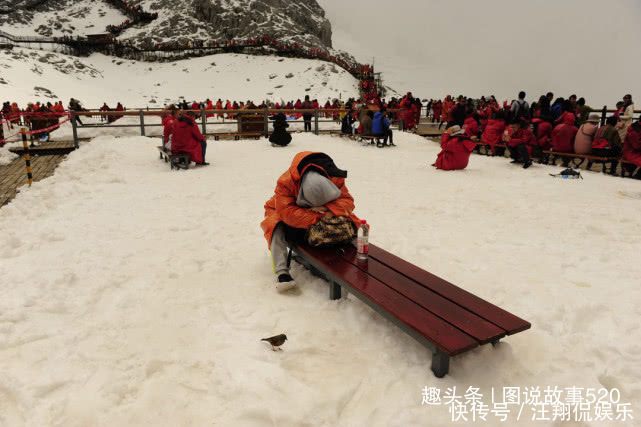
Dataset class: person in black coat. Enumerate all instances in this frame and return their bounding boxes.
[269,113,292,146]
[341,110,356,134]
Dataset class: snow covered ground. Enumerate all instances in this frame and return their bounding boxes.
[1,132,640,426]
[0,47,359,108]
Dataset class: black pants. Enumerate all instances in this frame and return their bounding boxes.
[201,141,207,163]
[593,146,621,172]
[379,128,393,145]
[509,144,530,164]
[303,114,312,132]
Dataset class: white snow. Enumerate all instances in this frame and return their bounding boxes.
[1,132,640,426]
[0,48,359,108]
[0,2,127,37]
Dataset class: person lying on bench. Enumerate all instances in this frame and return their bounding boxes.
[260,152,362,292]
[172,110,209,166]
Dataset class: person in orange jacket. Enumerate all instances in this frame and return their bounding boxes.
[261,152,362,292]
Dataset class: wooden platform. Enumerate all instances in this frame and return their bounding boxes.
[9,140,76,155]
[0,155,66,207]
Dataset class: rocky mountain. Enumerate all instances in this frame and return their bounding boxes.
[1,0,337,52]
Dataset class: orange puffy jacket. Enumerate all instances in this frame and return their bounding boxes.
[261,152,362,249]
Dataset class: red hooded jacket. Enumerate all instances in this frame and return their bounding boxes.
[622,126,641,167]
[551,123,578,153]
[481,119,506,153]
[171,115,204,164]
[436,133,477,170]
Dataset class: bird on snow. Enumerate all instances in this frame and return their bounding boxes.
[261,334,287,351]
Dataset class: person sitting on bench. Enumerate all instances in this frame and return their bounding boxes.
[622,119,641,178]
[172,110,209,166]
[506,118,536,169]
[260,152,362,292]
[341,109,356,135]
[433,125,477,171]
[358,109,374,136]
[372,107,394,147]
[592,116,622,175]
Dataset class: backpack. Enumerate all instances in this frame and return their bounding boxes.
[549,168,583,179]
[592,127,611,150]
[512,100,530,120]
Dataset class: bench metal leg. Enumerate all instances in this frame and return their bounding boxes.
[286,248,293,269]
[329,281,342,300]
[431,350,450,378]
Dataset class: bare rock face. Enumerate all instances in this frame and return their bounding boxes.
[114,0,333,51]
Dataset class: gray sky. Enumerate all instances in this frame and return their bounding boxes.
[318,0,641,106]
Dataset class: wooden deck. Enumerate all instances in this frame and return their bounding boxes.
[0,154,66,207]
[9,140,76,155]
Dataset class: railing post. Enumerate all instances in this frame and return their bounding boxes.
[601,106,607,127]
[21,128,33,187]
[201,107,207,135]
[314,108,319,135]
[139,110,145,136]
[264,107,269,137]
[399,108,404,131]
[71,111,79,148]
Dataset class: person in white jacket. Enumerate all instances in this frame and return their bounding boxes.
[618,94,635,141]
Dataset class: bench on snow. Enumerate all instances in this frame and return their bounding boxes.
[542,151,618,171]
[157,146,190,170]
[212,132,264,141]
[287,242,530,378]
[333,133,384,145]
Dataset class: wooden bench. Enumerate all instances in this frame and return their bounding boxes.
[334,133,384,145]
[157,146,190,170]
[542,151,617,171]
[212,133,264,141]
[287,242,530,377]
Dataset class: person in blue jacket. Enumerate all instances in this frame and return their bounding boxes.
[372,107,395,147]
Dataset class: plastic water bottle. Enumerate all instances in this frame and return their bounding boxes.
[357,220,369,262]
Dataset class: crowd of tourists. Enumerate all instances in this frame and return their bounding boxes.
[425,92,640,177]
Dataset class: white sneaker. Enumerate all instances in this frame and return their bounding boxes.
[276,274,297,293]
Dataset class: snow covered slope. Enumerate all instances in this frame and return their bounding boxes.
[0,47,359,108]
[1,133,640,425]
[0,0,127,37]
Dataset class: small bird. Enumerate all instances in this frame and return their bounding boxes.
[261,334,287,351]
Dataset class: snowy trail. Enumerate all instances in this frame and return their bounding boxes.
[0,133,640,426]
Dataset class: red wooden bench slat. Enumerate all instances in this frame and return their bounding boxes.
[337,245,506,344]
[296,245,479,356]
[368,244,531,335]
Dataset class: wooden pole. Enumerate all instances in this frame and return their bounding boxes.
[201,107,207,135]
[21,128,33,187]
[601,106,607,127]
[71,111,79,148]
[139,110,145,136]
[314,108,319,135]
[264,107,269,137]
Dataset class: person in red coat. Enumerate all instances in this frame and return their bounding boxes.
[433,126,477,170]
[480,110,506,155]
[162,107,175,150]
[551,117,578,154]
[463,115,480,140]
[622,120,641,178]
[432,100,442,123]
[171,112,208,165]
[505,119,536,168]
